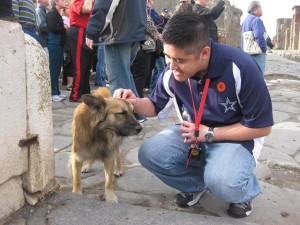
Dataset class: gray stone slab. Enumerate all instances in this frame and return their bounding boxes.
[265,53,300,78]
[272,111,291,123]
[259,146,297,165]
[53,135,72,152]
[264,122,300,157]
[41,192,258,225]
[116,167,178,195]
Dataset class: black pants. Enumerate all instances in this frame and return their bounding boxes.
[144,54,157,90]
[131,49,154,98]
[62,36,73,85]
[68,26,93,101]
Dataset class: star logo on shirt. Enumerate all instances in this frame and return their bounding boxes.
[219,97,237,113]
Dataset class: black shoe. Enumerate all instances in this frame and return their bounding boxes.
[227,201,253,218]
[175,191,206,208]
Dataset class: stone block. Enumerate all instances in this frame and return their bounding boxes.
[21,34,55,193]
[0,21,28,185]
[0,177,24,222]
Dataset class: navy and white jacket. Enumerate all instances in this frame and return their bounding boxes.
[241,14,267,53]
[148,41,273,160]
[86,0,147,45]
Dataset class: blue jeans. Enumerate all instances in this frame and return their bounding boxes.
[95,45,106,87]
[150,56,165,89]
[105,42,139,96]
[251,53,266,75]
[138,125,261,203]
[47,43,63,96]
[22,27,40,43]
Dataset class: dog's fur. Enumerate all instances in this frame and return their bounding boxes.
[70,87,142,203]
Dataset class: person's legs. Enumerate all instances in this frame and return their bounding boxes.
[150,56,166,89]
[131,49,151,97]
[95,45,107,87]
[251,53,266,75]
[144,54,157,90]
[80,35,93,95]
[105,42,139,96]
[138,125,206,193]
[204,142,260,203]
[139,126,260,216]
[48,43,63,96]
[69,27,91,101]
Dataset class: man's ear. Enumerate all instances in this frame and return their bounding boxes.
[200,46,211,61]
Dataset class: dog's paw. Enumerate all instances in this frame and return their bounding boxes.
[72,189,83,195]
[81,165,92,173]
[114,170,123,177]
[105,192,118,203]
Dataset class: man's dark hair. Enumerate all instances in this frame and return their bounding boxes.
[162,12,211,56]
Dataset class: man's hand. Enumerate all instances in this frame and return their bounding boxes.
[180,121,208,143]
[86,37,94,49]
[113,89,138,106]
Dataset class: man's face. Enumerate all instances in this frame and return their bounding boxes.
[253,6,263,17]
[163,44,210,82]
[56,0,65,9]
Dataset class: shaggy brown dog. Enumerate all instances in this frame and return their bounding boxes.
[71,87,142,203]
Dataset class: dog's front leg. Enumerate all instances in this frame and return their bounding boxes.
[114,148,123,177]
[103,157,118,203]
[72,155,83,194]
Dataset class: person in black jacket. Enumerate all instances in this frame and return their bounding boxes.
[46,0,67,102]
[194,0,225,42]
[85,0,147,122]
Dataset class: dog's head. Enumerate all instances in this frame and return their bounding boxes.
[82,94,142,137]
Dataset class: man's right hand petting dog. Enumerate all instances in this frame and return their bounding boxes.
[70,87,142,203]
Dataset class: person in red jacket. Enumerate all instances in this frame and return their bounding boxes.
[68,0,94,102]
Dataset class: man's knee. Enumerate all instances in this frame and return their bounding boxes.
[205,172,255,203]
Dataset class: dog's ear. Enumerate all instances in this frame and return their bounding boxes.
[82,94,106,111]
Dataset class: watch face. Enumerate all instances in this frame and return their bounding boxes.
[205,132,214,142]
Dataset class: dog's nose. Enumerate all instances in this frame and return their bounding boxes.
[135,124,142,134]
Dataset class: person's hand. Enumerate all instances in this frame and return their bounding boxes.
[180,121,208,143]
[113,89,138,106]
[86,37,94,49]
[180,120,196,143]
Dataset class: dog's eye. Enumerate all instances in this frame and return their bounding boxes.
[116,111,127,115]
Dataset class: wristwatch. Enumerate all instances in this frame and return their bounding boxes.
[205,127,214,143]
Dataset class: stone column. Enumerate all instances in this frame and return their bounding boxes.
[0,20,27,221]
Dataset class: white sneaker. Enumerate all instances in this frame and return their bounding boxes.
[59,94,67,100]
[52,95,64,102]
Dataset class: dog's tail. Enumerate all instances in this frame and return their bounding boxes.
[93,87,112,98]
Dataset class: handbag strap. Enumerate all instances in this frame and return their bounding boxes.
[248,16,256,31]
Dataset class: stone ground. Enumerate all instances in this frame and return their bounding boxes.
[3,52,300,225]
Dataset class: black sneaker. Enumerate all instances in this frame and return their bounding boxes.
[227,201,253,218]
[175,191,206,208]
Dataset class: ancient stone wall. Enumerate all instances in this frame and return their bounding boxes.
[153,0,242,47]
[275,5,300,50]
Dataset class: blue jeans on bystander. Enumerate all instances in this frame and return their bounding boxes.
[251,53,266,75]
[95,45,107,87]
[104,42,139,96]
